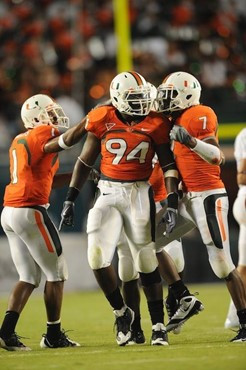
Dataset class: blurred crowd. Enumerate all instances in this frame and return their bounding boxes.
[0,0,246,154]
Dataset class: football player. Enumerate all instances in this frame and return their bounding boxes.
[59,71,203,346]
[155,71,246,342]
[0,94,80,351]
[224,128,246,329]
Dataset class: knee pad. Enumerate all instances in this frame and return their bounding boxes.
[19,269,42,288]
[87,241,110,270]
[139,267,161,287]
[135,242,158,273]
[87,207,121,270]
[44,254,68,283]
[118,255,139,282]
[87,208,104,270]
[165,239,184,273]
[207,243,235,279]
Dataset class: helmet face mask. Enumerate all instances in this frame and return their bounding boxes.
[110,71,154,116]
[156,71,201,113]
[21,94,70,129]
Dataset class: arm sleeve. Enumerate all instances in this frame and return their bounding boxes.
[36,126,60,153]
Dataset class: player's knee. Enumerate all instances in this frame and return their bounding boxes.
[87,209,106,269]
[139,267,161,287]
[87,243,108,270]
[19,273,41,288]
[165,240,184,273]
[45,256,68,282]
[118,256,139,282]
[135,243,158,273]
[207,244,235,278]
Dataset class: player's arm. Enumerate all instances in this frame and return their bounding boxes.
[155,142,179,194]
[155,143,179,234]
[52,168,100,189]
[59,132,101,229]
[237,158,246,186]
[68,132,100,190]
[44,100,112,153]
[43,116,88,153]
[170,125,224,165]
[52,173,72,189]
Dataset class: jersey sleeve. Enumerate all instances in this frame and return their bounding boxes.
[150,114,171,145]
[86,106,109,139]
[33,125,60,153]
[188,106,218,141]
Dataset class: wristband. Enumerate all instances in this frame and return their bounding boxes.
[66,187,80,202]
[58,134,71,150]
[164,169,179,179]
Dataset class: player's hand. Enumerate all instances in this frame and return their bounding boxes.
[59,201,75,230]
[161,207,178,236]
[170,125,192,145]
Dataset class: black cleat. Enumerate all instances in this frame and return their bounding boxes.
[151,323,169,346]
[166,296,204,332]
[230,325,246,343]
[40,330,80,348]
[0,332,31,351]
[126,330,145,345]
[114,307,134,346]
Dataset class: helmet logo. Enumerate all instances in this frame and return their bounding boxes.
[26,101,41,110]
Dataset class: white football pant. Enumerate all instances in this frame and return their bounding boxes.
[86,180,158,274]
[156,188,235,279]
[233,194,246,266]
[1,206,68,286]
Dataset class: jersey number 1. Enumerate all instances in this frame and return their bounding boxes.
[11,149,18,184]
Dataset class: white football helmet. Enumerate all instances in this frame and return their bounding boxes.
[110,71,153,116]
[157,71,201,113]
[21,94,70,129]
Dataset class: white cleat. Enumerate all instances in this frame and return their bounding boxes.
[151,323,169,346]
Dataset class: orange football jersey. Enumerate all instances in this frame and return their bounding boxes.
[86,106,171,181]
[4,125,59,207]
[149,162,167,201]
[173,105,224,192]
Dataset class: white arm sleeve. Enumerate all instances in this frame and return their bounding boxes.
[191,139,222,165]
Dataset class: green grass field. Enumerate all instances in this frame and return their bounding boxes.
[0,283,245,370]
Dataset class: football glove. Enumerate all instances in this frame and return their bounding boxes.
[59,201,75,230]
[162,207,178,236]
[170,125,192,145]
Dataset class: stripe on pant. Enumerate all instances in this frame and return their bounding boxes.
[35,211,55,253]
[30,206,62,256]
[204,193,227,249]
